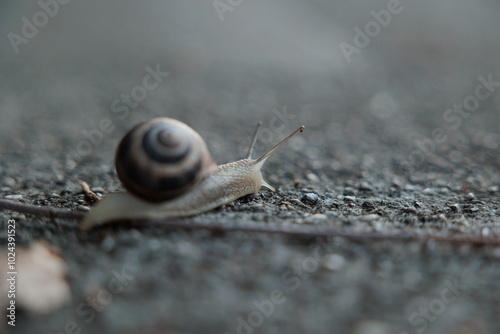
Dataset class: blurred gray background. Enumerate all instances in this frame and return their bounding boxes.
[1,0,500,176]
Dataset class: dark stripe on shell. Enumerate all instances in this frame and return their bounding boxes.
[115,126,136,173]
[116,126,151,191]
[157,157,202,192]
[142,126,190,163]
[115,122,204,201]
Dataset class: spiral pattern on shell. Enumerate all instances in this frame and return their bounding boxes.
[115,117,217,202]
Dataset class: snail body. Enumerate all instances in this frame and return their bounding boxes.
[81,117,304,230]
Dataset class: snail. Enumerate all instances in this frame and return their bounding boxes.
[81,117,304,230]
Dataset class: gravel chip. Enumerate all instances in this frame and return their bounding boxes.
[76,205,90,212]
[3,177,16,187]
[306,173,320,182]
[323,253,346,271]
[5,194,22,200]
[344,196,356,202]
[301,192,320,204]
[466,192,476,200]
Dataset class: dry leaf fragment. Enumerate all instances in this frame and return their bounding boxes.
[0,242,72,315]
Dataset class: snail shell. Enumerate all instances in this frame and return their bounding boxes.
[81,117,304,230]
[115,118,217,202]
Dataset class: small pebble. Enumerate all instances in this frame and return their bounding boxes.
[466,192,476,200]
[11,213,26,220]
[290,198,309,208]
[279,201,295,210]
[469,206,479,212]
[301,192,320,204]
[423,188,436,195]
[403,207,417,213]
[66,159,77,170]
[358,181,373,191]
[77,205,90,212]
[344,187,356,196]
[481,227,490,237]
[344,196,356,203]
[438,187,449,194]
[100,236,116,252]
[488,185,499,193]
[404,184,419,191]
[5,194,22,200]
[306,173,320,182]
[323,253,345,271]
[449,204,460,212]
[3,177,16,188]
